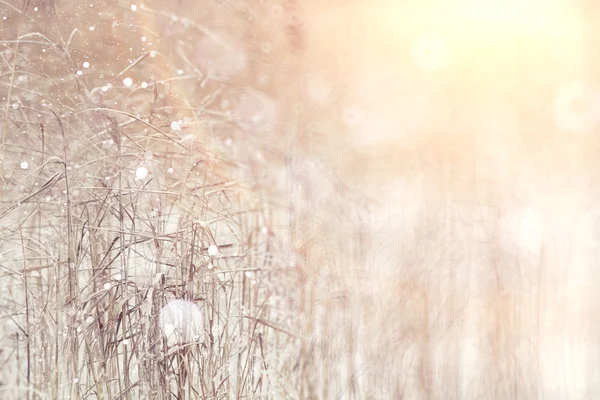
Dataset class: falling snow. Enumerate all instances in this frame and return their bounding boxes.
[135,166,148,179]
[207,245,219,256]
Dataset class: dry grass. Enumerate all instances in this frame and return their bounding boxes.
[0,1,313,398]
[1,1,600,399]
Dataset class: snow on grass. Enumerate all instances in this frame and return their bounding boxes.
[159,299,204,346]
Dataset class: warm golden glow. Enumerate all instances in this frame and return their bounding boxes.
[303,0,583,75]
[1,1,599,398]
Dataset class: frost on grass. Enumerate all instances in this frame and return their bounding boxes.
[0,1,303,396]
[159,299,204,346]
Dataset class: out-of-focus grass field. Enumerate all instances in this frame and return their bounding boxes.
[1,0,600,398]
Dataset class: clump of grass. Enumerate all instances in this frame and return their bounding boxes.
[0,1,315,398]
